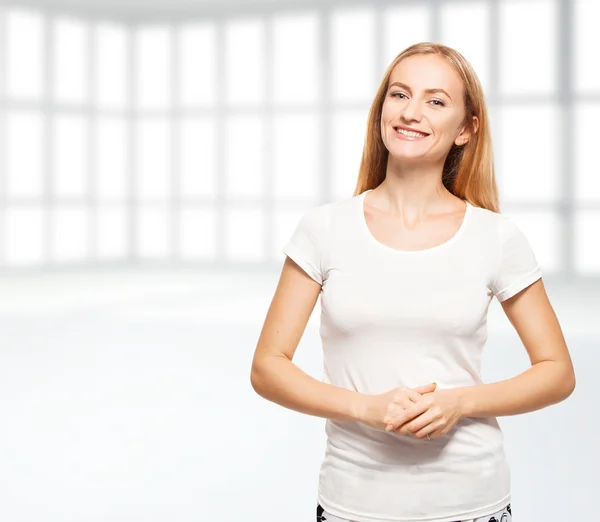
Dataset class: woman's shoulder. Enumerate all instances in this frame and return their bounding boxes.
[466,203,535,256]
[466,200,504,225]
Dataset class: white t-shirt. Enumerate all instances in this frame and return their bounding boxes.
[281,188,542,522]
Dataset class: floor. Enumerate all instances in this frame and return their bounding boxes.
[0,269,596,521]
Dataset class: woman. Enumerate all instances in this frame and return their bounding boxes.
[250,42,575,522]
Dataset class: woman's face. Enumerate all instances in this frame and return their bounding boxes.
[380,54,471,163]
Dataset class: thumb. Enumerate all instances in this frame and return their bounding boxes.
[414,382,437,393]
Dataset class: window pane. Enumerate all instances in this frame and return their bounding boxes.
[180,118,216,198]
[575,210,600,274]
[273,112,320,199]
[503,210,561,273]
[179,207,216,259]
[574,0,600,92]
[52,206,88,261]
[97,115,128,201]
[96,23,127,109]
[54,114,88,198]
[332,110,368,199]
[383,6,429,67]
[440,1,490,93]
[273,13,318,105]
[225,18,265,106]
[331,7,376,103]
[226,207,263,261]
[496,105,559,202]
[136,118,170,200]
[7,9,44,99]
[5,206,44,265]
[499,0,557,95]
[54,17,88,103]
[574,103,600,202]
[136,26,170,109]
[7,110,43,198]
[179,23,216,106]
[224,115,263,197]
[97,205,128,259]
[137,205,169,258]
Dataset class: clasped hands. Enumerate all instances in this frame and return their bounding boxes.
[361,382,464,440]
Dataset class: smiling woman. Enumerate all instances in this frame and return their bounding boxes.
[251,41,575,522]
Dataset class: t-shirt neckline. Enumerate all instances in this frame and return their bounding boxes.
[358,188,472,255]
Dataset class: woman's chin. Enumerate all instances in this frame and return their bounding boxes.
[389,151,428,161]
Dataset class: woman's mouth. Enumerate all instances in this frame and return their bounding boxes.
[394,127,430,141]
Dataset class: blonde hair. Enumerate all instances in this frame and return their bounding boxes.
[353,42,500,213]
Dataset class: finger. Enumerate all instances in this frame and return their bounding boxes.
[402,411,437,436]
[405,387,427,403]
[386,400,430,431]
[414,421,442,440]
[414,382,437,394]
[410,383,437,401]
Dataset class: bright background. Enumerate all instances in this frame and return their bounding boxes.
[0,0,597,521]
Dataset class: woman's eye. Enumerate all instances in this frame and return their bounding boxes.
[391,92,445,107]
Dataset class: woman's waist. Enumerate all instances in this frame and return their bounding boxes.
[323,367,484,395]
[324,416,506,469]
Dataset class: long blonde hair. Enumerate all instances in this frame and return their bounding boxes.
[353,42,500,213]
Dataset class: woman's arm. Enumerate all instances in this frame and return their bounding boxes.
[252,354,364,423]
[457,360,574,418]
[251,256,364,424]
[384,279,576,437]
[458,278,576,418]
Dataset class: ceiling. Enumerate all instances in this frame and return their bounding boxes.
[1,0,368,21]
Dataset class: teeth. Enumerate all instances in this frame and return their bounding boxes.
[396,128,427,138]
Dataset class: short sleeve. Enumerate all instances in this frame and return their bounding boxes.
[491,216,542,302]
[281,203,332,285]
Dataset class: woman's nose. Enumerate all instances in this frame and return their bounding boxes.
[401,99,422,120]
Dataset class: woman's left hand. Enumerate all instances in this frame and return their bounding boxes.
[385,388,464,440]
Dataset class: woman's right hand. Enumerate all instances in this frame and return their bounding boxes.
[358,382,437,433]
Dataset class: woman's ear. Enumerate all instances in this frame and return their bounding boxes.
[456,115,479,146]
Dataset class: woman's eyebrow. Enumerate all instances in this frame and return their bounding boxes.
[389,81,452,101]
